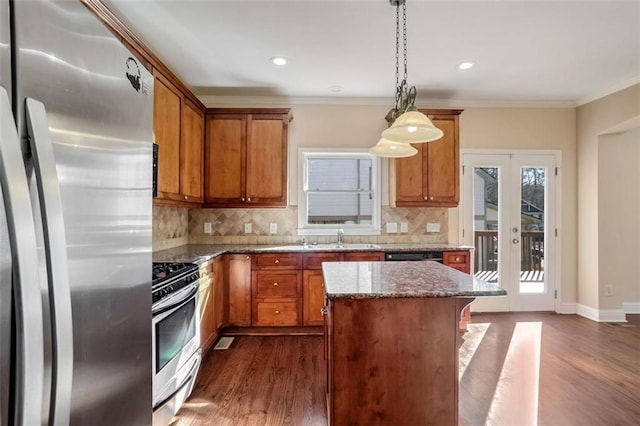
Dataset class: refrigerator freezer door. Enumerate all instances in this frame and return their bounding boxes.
[13,1,154,425]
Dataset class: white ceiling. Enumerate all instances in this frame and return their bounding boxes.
[104,0,640,107]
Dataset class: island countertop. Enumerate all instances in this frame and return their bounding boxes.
[322,260,506,299]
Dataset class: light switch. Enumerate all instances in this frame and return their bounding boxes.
[386,222,398,233]
[269,222,278,234]
[244,223,252,234]
[426,222,440,233]
[400,222,409,233]
[204,222,212,234]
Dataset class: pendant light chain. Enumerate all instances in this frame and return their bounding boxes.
[402,3,407,83]
[395,4,400,93]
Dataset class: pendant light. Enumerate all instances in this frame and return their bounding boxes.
[369,138,418,158]
[370,0,443,157]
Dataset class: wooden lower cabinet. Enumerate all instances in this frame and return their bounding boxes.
[325,296,474,425]
[303,270,326,326]
[251,254,302,326]
[226,254,252,327]
[199,259,223,351]
[443,250,472,331]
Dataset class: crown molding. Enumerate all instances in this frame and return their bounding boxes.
[197,95,577,109]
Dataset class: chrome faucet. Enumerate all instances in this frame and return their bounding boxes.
[337,228,344,245]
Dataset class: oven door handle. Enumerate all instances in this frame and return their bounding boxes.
[153,286,198,316]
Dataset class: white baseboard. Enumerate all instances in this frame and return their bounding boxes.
[556,302,577,314]
[623,302,640,314]
[576,304,627,322]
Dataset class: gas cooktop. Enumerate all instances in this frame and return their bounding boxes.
[152,262,198,288]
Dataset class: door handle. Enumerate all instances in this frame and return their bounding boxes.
[0,87,44,426]
[26,98,73,426]
[512,238,520,244]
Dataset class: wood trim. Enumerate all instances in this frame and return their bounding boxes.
[80,0,205,111]
[222,326,323,336]
[207,108,293,121]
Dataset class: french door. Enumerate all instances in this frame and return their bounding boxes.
[461,153,558,311]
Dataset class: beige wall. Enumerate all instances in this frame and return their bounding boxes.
[453,108,578,304]
[577,84,640,311]
[598,129,640,310]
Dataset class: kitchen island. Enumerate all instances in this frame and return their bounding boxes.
[322,261,506,426]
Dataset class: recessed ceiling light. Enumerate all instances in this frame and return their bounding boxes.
[328,86,343,93]
[270,56,287,66]
[457,61,476,70]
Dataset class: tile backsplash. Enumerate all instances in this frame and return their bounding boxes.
[153,206,189,251]
[187,206,448,245]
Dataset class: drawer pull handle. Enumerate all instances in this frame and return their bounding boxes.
[455,257,460,262]
[274,259,280,264]
[275,310,280,315]
[273,282,279,286]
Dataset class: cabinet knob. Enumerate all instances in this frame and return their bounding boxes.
[321,307,328,316]
[273,282,279,286]
[241,197,245,202]
[184,195,188,200]
[455,257,460,262]
[274,259,280,264]
[430,196,434,200]
[424,196,428,200]
[246,255,250,260]
[275,310,281,315]
[247,197,252,202]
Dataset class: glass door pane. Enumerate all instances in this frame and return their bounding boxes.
[473,167,499,283]
[519,167,546,294]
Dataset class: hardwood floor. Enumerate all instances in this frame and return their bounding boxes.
[174,313,640,425]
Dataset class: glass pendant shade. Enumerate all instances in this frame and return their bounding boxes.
[368,138,418,158]
[382,110,444,144]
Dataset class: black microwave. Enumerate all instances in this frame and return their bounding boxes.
[152,143,158,198]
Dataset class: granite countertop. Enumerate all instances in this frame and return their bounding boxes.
[152,243,474,264]
[322,261,506,299]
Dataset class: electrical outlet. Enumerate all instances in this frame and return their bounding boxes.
[204,222,212,234]
[386,222,398,233]
[400,222,409,233]
[244,223,252,234]
[269,222,278,234]
[426,222,440,233]
[604,285,614,297]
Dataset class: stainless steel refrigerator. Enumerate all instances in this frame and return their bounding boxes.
[0,0,153,424]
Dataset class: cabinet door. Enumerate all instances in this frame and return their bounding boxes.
[395,143,426,204]
[443,250,470,274]
[303,270,326,326]
[426,117,459,205]
[180,100,204,202]
[199,261,215,351]
[226,254,252,326]
[205,114,246,204]
[213,257,225,330]
[245,115,287,206]
[153,73,181,197]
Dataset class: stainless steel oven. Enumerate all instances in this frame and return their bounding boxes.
[151,263,201,424]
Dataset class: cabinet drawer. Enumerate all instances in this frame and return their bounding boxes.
[343,252,384,262]
[252,253,302,270]
[303,252,342,270]
[255,300,299,326]
[443,251,468,265]
[255,272,300,298]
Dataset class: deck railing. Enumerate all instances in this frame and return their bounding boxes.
[474,230,544,273]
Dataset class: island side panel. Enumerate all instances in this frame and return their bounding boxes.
[330,297,459,425]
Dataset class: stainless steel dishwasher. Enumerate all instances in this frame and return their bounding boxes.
[384,251,444,263]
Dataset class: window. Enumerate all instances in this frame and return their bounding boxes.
[298,149,380,235]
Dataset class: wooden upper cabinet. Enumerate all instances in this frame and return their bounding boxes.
[180,100,204,202]
[204,108,292,208]
[392,109,462,207]
[153,72,181,196]
[153,70,205,205]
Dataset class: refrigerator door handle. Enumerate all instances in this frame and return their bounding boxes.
[25,98,73,426]
[0,87,44,425]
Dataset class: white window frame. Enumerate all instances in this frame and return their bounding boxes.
[297,148,381,236]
